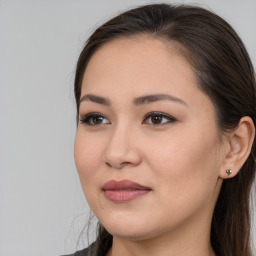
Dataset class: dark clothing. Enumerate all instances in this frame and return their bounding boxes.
[62,241,109,256]
[74,247,90,256]
[61,246,90,256]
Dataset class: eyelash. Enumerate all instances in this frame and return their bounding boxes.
[79,111,177,127]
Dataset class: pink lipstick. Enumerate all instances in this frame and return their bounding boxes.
[103,179,151,203]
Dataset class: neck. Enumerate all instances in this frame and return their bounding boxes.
[107,233,215,256]
[106,206,216,256]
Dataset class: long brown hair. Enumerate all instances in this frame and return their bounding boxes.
[74,4,256,256]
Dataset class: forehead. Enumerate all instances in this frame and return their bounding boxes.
[81,36,214,113]
[82,36,196,92]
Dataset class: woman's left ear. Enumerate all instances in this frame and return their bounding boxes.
[219,116,255,179]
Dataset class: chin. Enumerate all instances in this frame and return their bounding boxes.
[101,216,161,241]
[106,226,154,241]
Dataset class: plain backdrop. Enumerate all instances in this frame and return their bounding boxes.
[1,0,255,255]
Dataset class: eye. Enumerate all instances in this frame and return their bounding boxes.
[143,112,176,126]
[79,113,110,126]
[79,111,176,127]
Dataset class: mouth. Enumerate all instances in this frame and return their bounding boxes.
[102,179,152,203]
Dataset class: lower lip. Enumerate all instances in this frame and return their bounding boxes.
[104,189,151,203]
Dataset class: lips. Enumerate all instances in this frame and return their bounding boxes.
[103,179,152,203]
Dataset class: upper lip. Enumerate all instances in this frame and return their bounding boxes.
[103,179,151,191]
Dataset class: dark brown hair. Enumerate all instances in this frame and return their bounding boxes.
[74,4,256,256]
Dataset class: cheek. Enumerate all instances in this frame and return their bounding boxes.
[74,130,102,186]
[74,130,107,213]
[146,126,221,207]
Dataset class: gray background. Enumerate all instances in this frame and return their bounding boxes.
[1,0,255,255]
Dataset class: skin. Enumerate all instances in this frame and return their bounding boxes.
[74,35,254,256]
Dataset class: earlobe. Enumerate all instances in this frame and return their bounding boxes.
[225,169,232,177]
[218,116,255,179]
[219,168,237,179]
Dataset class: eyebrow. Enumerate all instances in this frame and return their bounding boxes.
[79,93,187,106]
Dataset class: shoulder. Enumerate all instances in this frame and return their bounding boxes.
[61,246,90,256]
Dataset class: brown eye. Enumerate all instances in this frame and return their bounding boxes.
[79,113,110,126]
[151,116,163,124]
[144,112,176,126]
[91,116,104,124]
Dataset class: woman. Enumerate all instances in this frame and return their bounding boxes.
[68,3,256,256]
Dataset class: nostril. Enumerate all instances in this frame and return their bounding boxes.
[105,161,131,169]
[105,162,111,167]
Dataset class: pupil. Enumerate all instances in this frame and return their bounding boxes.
[93,116,103,124]
[152,116,162,124]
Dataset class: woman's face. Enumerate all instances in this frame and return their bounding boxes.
[74,36,225,241]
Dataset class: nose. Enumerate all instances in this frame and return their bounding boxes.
[103,124,142,169]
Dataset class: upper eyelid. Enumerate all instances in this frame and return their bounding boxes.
[79,111,174,119]
[144,111,175,119]
[79,112,108,119]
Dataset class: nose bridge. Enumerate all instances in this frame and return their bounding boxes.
[103,120,141,168]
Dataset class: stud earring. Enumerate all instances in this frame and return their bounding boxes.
[226,169,232,177]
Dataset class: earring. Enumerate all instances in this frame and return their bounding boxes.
[226,169,232,177]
